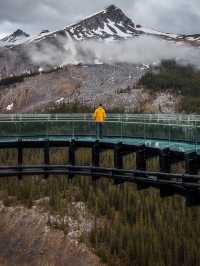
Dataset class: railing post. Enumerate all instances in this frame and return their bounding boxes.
[120,114,123,139]
[168,122,171,146]
[144,120,146,142]
[18,138,23,180]
[72,121,75,139]
[195,120,198,153]
[46,117,49,137]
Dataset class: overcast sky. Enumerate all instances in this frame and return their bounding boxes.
[0,0,199,38]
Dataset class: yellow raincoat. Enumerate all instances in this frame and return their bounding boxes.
[93,106,106,122]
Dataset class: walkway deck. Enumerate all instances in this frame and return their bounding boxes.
[0,136,199,154]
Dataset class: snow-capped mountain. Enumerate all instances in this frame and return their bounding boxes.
[0,5,138,47]
[0,28,66,48]
[0,4,200,80]
[0,29,30,46]
[66,5,138,40]
[1,5,200,48]
[65,5,180,42]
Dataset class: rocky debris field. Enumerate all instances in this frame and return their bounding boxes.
[0,200,103,266]
[0,63,177,113]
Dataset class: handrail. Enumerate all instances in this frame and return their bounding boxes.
[0,113,200,123]
[0,113,199,146]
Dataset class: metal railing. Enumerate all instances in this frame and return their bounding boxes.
[0,113,199,145]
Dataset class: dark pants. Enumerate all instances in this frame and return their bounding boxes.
[96,122,103,139]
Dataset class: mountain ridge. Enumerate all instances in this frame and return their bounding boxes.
[0,4,200,47]
[0,4,200,81]
[66,5,138,40]
[1,29,30,45]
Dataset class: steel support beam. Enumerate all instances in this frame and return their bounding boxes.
[159,148,171,173]
[68,140,76,179]
[114,142,123,169]
[0,136,199,206]
[114,142,124,185]
[44,139,50,179]
[159,148,175,198]
[186,190,200,207]
[92,141,101,181]
[185,153,200,206]
[136,145,146,171]
[136,145,149,190]
[185,152,199,175]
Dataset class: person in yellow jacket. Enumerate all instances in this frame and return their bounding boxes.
[93,104,107,139]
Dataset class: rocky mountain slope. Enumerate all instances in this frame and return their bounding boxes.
[180,33,200,45]
[0,63,177,113]
[0,4,197,113]
[0,64,144,112]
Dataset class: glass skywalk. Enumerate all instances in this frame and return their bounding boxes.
[0,113,199,153]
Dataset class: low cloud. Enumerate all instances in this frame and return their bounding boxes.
[28,35,200,68]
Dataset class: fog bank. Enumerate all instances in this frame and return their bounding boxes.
[29,35,200,68]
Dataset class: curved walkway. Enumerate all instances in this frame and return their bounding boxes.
[0,113,200,206]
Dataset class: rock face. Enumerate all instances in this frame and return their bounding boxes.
[0,201,103,266]
[180,34,200,45]
[0,63,148,113]
[0,63,177,113]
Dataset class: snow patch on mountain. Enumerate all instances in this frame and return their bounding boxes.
[137,27,178,39]
[55,97,65,104]
[6,103,14,111]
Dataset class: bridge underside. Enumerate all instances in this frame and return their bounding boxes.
[0,135,200,207]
